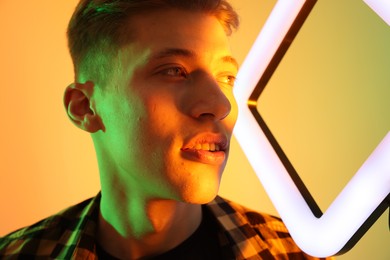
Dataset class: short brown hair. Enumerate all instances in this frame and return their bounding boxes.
[67,0,239,85]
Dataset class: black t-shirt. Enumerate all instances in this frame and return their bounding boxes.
[96,206,229,259]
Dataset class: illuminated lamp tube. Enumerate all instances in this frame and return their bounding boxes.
[233,0,390,257]
[364,0,390,26]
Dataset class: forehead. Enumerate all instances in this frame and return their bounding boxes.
[123,9,233,59]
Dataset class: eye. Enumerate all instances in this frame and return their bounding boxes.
[161,66,188,78]
[218,74,236,87]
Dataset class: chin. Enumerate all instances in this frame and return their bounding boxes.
[178,180,221,205]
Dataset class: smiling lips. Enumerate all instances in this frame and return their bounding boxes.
[181,135,228,165]
[192,143,221,152]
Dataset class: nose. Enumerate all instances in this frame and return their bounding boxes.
[187,74,232,121]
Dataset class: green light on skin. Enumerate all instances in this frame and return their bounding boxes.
[99,190,155,239]
[77,40,117,88]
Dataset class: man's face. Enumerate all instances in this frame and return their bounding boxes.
[93,9,238,204]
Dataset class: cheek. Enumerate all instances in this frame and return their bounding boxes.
[225,92,238,130]
[143,93,181,128]
[96,93,146,153]
[137,98,179,148]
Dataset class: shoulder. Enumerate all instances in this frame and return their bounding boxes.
[0,196,96,258]
[207,196,330,259]
[222,197,289,235]
[208,196,288,234]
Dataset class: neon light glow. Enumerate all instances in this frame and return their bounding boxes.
[364,0,390,26]
[233,0,390,257]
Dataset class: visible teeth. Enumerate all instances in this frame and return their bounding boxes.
[193,143,220,151]
[201,143,210,150]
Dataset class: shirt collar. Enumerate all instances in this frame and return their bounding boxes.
[53,193,101,259]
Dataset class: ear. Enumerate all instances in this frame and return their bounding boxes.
[63,81,103,133]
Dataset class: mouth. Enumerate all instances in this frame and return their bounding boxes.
[186,143,223,152]
[181,134,228,164]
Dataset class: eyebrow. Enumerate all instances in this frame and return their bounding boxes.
[150,48,239,71]
[221,55,239,71]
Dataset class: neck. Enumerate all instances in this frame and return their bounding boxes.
[97,187,202,259]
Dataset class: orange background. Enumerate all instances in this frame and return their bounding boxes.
[0,1,389,259]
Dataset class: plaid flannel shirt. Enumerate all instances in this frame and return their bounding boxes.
[0,194,331,259]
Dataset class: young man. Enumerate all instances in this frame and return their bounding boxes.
[0,0,330,259]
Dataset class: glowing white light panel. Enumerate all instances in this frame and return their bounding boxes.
[364,0,390,26]
[233,0,390,257]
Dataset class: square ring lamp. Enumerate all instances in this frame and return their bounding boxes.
[233,0,390,257]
